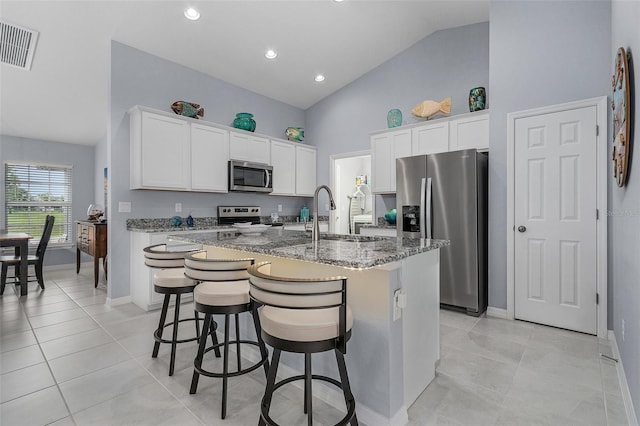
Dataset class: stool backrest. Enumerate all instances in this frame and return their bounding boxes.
[248,262,349,351]
[143,244,197,269]
[184,251,254,282]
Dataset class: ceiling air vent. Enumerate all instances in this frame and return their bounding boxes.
[0,21,39,70]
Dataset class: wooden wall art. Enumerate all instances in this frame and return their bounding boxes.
[611,47,632,187]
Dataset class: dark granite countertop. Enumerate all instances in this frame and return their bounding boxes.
[168,228,449,269]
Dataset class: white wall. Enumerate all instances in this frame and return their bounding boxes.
[488,0,611,311]
[610,0,640,419]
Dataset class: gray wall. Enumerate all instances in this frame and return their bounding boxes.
[306,22,490,216]
[108,42,307,299]
[611,0,639,418]
[94,133,108,216]
[488,0,611,311]
[0,135,95,266]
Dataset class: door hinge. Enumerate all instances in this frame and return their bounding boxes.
[596,125,599,136]
[596,292,599,305]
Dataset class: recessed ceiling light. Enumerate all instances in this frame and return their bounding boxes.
[265,49,277,59]
[315,74,325,82]
[184,7,200,21]
[334,0,345,2]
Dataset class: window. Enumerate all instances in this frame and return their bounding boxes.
[4,162,72,247]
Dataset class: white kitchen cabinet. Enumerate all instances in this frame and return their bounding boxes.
[371,129,412,193]
[191,123,229,192]
[295,144,317,196]
[449,111,489,151]
[229,131,270,164]
[130,109,190,190]
[270,140,296,195]
[412,121,449,155]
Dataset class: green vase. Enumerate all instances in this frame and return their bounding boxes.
[233,112,256,132]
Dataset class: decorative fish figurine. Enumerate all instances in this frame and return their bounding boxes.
[411,97,451,119]
[285,127,304,142]
[171,101,204,119]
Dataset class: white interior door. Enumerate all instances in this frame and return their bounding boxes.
[514,105,597,334]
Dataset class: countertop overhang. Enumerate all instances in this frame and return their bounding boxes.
[168,229,449,269]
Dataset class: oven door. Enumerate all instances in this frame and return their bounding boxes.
[229,161,273,193]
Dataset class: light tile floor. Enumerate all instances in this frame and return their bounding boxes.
[0,267,630,426]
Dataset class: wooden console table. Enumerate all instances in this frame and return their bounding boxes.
[76,221,107,287]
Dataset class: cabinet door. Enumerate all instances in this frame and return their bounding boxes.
[412,121,449,156]
[449,113,489,151]
[295,145,317,196]
[229,132,270,164]
[371,133,392,193]
[270,140,296,195]
[140,112,190,189]
[371,129,411,193]
[191,124,229,192]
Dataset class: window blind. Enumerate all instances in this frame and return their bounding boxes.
[4,162,72,246]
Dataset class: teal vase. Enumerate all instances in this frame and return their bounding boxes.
[469,87,486,112]
[233,112,256,132]
[387,109,402,128]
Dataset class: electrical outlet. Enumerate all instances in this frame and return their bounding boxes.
[278,204,282,212]
[393,289,407,321]
[622,319,625,341]
[118,201,131,213]
[175,203,182,213]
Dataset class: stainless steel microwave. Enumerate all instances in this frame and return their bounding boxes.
[228,160,273,193]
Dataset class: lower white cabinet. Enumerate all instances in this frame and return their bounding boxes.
[130,230,214,311]
[360,227,397,237]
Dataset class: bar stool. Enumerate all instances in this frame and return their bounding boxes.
[248,261,358,426]
[143,243,209,376]
[184,251,269,419]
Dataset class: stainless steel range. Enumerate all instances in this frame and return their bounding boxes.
[217,206,262,225]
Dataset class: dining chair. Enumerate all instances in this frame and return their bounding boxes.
[1,215,55,294]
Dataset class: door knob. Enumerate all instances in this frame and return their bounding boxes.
[518,226,527,233]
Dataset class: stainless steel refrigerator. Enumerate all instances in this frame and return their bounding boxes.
[396,150,488,315]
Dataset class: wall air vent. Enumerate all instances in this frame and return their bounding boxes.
[0,21,39,70]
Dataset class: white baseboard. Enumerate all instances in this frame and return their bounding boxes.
[107,296,132,306]
[486,307,508,319]
[240,345,408,425]
[608,330,638,426]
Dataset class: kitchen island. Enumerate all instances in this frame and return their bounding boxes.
[170,228,448,425]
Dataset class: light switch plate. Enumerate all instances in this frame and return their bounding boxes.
[175,203,182,213]
[118,201,131,213]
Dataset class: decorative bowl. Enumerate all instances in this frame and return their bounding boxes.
[232,222,252,227]
[233,224,271,235]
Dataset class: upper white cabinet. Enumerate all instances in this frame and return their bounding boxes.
[270,140,296,195]
[449,111,489,151]
[229,131,270,164]
[295,144,317,196]
[191,123,229,192]
[130,109,190,190]
[371,111,489,193]
[412,121,449,155]
[371,129,411,193]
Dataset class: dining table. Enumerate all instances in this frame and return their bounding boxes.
[0,231,32,296]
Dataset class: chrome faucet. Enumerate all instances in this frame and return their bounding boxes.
[313,185,336,242]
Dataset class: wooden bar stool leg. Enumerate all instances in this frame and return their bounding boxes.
[222,314,231,419]
[260,348,281,426]
[153,294,170,358]
[169,294,181,376]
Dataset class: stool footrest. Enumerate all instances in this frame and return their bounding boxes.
[194,340,267,378]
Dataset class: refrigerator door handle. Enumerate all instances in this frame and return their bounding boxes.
[420,178,426,239]
[426,177,432,239]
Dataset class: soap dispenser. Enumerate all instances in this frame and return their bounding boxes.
[300,205,309,223]
[186,212,194,228]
